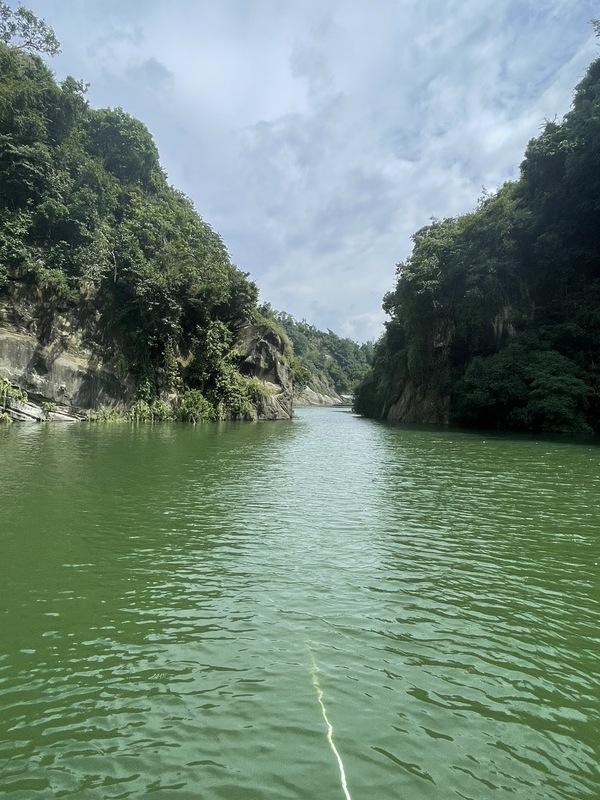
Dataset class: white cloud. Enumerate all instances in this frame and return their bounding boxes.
[28,0,600,341]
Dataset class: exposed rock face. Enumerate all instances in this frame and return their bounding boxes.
[382,310,514,425]
[0,327,132,410]
[6,397,80,424]
[1,283,294,422]
[383,320,453,425]
[386,379,450,425]
[0,281,134,421]
[293,370,343,406]
[236,323,294,420]
[295,385,342,406]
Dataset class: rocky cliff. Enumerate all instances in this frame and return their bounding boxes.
[267,310,373,403]
[236,324,294,420]
[356,53,600,434]
[295,385,342,406]
[294,370,343,406]
[386,379,450,424]
[0,279,129,420]
[0,41,295,425]
[0,282,293,422]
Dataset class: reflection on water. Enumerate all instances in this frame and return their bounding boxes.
[1,409,599,798]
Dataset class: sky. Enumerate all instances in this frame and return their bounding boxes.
[21,0,600,341]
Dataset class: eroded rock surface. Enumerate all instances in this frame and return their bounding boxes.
[1,283,294,422]
[236,324,294,420]
[295,385,342,406]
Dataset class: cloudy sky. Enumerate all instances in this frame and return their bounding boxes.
[24,0,599,341]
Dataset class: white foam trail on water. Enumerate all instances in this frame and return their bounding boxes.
[308,648,353,800]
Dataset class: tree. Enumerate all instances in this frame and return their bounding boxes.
[0,18,271,421]
[356,50,600,433]
[273,310,372,395]
[0,2,60,55]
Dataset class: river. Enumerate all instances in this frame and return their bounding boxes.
[1,407,599,799]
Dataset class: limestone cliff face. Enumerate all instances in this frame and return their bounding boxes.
[295,385,342,406]
[385,319,452,425]
[381,310,515,425]
[0,282,294,422]
[236,324,294,420]
[0,280,133,419]
[293,371,343,407]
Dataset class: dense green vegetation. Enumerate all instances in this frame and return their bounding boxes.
[0,373,25,423]
[356,44,600,433]
[0,10,278,420]
[260,306,373,396]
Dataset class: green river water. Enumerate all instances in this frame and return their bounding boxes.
[1,407,599,799]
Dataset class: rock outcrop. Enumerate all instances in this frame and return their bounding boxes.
[236,323,294,419]
[386,379,450,424]
[1,282,294,422]
[0,280,133,422]
[295,385,342,406]
[0,326,132,412]
[293,370,343,406]
[5,397,80,423]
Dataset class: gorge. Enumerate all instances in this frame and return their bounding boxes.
[1,5,600,800]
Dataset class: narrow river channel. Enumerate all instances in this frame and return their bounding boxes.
[1,407,599,799]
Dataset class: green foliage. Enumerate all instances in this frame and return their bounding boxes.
[88,400,175,424]
[357,53,600,433]
[354,320,408,418]
[0,2,60,55]
[176,390,215,424]
[0,374,26,409]
[129,398,174,423]
[454,346,590,432]
[41,400,56,418]
[86,406,127,423]
[181,320,273,419]
[289,356,312,390]
[86,108,160,186]
[225,375,272,420]
[0,29,267,420]
[243,376,271,403]
[251,306,290,348]
[260,305,372,395]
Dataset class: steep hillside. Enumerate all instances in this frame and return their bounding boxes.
[0,38,292,422]
[265,308,373,404]
[356,51,600,433]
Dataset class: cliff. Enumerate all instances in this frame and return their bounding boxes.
[236,324,293,419]
[295,384,342,406]
[0,41,294,424]
[0,280,132,418]
[262,308,372,404]
[0,281,293,422]
[294,369,343,406]
[355,54,600,434]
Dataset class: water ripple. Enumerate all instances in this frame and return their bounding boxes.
[0,411,599,798]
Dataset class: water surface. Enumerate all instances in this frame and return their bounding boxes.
[1,408,599,798]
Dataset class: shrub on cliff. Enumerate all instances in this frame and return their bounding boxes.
[176,390,215,424]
